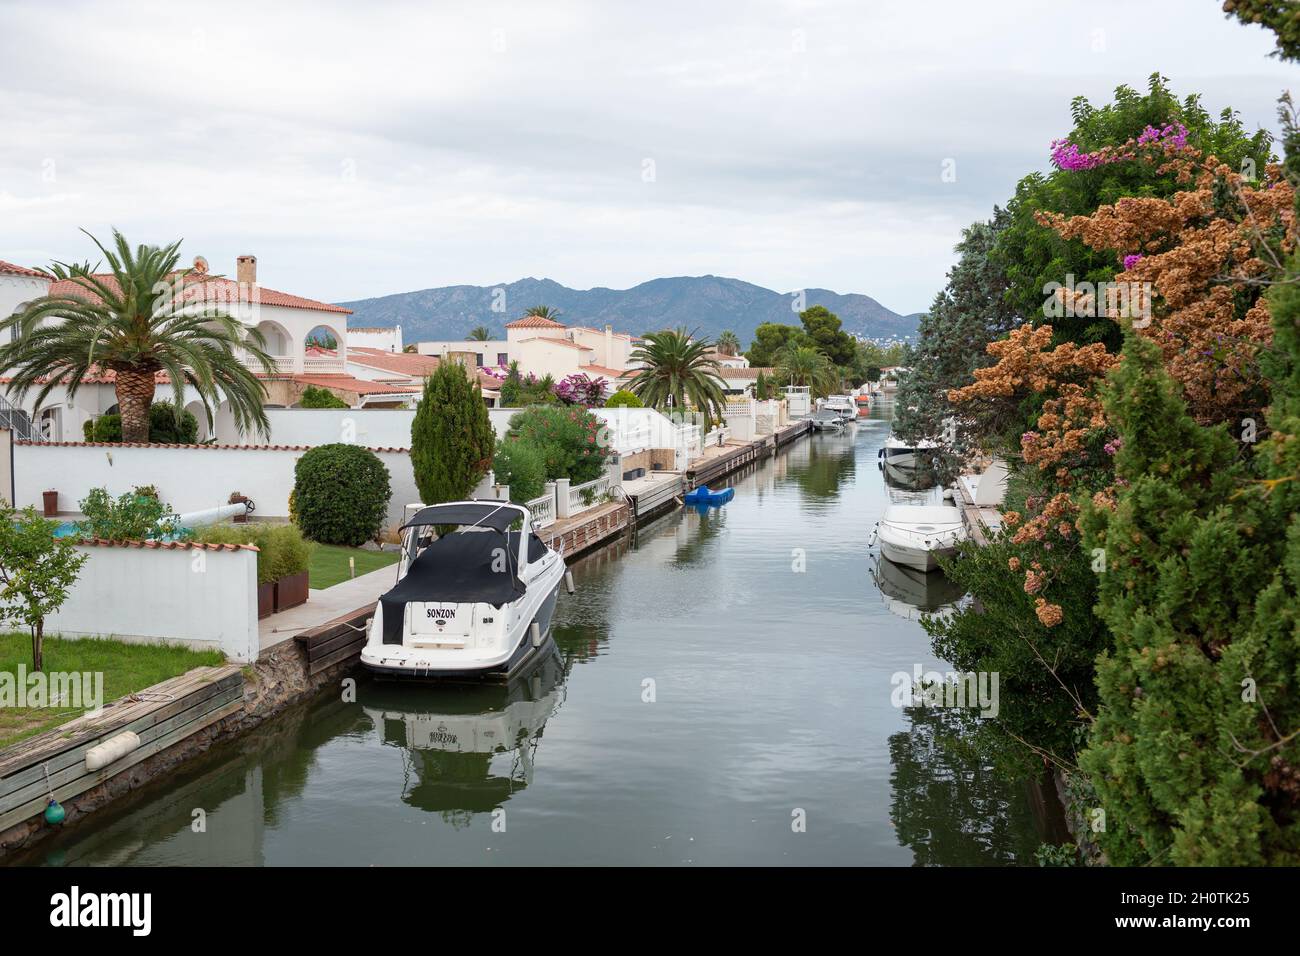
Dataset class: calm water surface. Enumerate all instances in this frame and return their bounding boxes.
[23,404,1057,866]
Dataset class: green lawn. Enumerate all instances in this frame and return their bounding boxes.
[308,543,400,589]
[0,633,225,750]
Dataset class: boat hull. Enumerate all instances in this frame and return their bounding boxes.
[361,571,562,682]
[878,536,956,573]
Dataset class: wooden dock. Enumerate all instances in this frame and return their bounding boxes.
[0,665,244,833]
[293,605,374,676]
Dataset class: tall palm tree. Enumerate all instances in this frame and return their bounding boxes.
[467,325,491,341]
[522,305,563,321]
[775,344,838,397]
[716,330,740,356]
[0,229,274,442]
[626,328,727,422]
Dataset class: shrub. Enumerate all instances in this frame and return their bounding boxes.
[82,402,198,443]
[492,439,547,503]
[76,487,185,541]
[410,362,495,504]
[555,373,607,407]
[293,444,392,546]
[604,389,643,408]
[298,385,349,409]
[504,405,613,485]
[195,522,309,585]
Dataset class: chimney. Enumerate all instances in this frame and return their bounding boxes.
[236,255,257,286]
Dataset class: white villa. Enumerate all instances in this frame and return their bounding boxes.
[417,315,638,385]
[0,255,419,441]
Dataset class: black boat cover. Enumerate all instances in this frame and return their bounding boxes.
[380,530,541,644]
[401,502,523,533]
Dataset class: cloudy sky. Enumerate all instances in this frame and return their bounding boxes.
[0,0,1293,315]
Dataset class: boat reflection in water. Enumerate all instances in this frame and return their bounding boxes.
[362,641,567,821]
[881,459,938,492]
[870,555,966,621]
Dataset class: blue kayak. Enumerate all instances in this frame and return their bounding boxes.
[684,486,734,506]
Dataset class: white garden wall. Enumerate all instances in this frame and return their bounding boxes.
[40,543,260,662]
[13,442,421,529]
[217,407,417,448]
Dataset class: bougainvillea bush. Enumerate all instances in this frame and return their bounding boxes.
[503,405,613,486]
[554,373,608,407]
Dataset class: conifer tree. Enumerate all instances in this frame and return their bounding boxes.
[410,361,496,505]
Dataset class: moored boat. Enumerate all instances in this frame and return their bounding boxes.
[868,504,966,572]
[360,501,566,681]
[811,408,846,430]
[878,433,941,469]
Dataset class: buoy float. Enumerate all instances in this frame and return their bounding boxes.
[44,799,65,826]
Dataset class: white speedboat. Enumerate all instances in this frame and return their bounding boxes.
[811,408,846,431]
[878,433,941,469]
[868,504,966,572]
[820,395,857,422]
[360,501,566,680]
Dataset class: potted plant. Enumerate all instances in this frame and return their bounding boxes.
[269,525,311,612]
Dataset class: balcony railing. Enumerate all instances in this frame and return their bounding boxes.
[303,355,345,373]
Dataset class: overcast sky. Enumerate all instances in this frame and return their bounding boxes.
[0,1,1293,315]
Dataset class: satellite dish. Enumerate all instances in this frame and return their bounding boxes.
[192,256,209,274]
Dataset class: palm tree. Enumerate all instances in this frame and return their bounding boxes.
[0,229,274,442]
[467,325,491,341]
[775,344,838,397]
[626,328,727,422]
[716,330,740,356]
[522,305,563,321]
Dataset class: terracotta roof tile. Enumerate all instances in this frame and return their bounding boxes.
[46,272,351,314]
[347,349,442,376]
[291,373,418,396]
[505,316,566,329]
[0,260,47,278]
[74,537,261,552]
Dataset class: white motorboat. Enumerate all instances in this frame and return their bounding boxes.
[811,408,846,431]
[820,394,857,422]
[878,433,941,469]
[868,504,966,572]
[360,501,566,680]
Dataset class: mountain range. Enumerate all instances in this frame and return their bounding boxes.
[339,275,922,345]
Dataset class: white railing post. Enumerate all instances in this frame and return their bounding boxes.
[555,478,571,518]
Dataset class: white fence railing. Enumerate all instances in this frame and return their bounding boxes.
[303,355,346,373]
[527,489,556,527]
[566,474,611,517]
[704,425,730,447]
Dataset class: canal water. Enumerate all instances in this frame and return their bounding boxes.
[21,403,1059,866]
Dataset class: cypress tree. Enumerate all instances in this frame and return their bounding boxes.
[410,361,496,505]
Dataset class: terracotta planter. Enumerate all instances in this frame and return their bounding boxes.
[42,490,58,517]
[274,570,309,612]
[257,581,275,619]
